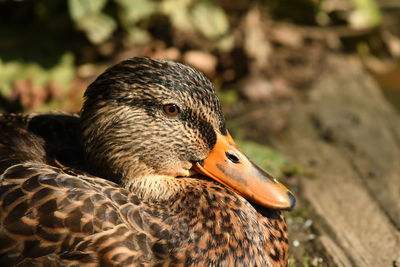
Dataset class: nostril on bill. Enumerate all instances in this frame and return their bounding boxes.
[225,152,240,163]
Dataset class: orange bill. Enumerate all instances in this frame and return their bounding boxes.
[195,132,295,210]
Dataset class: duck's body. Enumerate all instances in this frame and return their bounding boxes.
[0,58,293,266]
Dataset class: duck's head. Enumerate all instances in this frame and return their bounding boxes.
[80,57,295,210]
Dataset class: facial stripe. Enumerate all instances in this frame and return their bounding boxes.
[180,108,217,149]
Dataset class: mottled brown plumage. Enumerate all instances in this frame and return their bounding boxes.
[0,57,292,266]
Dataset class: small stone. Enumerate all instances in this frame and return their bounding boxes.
[311,257,323,266]
[303,219,313,229]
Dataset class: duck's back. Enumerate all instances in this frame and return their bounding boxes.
[0,113,82,172]
[0,114,160,265]
[0,113,289,266]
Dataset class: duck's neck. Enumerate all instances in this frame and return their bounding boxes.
[130,177,288,266]
[123,175,187,202]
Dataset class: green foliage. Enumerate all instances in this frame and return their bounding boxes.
[0,53,75,111]
[66,0,232,46]
[68,0,117,44]
[0,0,386,113]
[350,0,382,28]
[236,139,300,178]
[0,53,74,95]
[190,1,229,39]
[0,0,235,112]
[161,0,193,31]
[115,0,156,44]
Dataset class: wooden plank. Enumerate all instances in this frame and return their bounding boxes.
[272,56,400,266]
[317,235,353,267]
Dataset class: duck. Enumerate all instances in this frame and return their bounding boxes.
[0,57,295,266]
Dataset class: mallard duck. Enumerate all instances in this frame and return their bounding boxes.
[0,57,295,266]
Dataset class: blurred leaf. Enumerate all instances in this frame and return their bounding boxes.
[115,0,156,45]
[69,0,107,20]
[68,0,116,44]
[115,0,156,23]
[48,53,75,93]
[79,14,117,44]
[126,26,151,45]
[161,0,194,31]
[190,0,229,39]
[0,60,23,97]
[0,61,46,97]
[350,0,382,29]
[216,34,235,52]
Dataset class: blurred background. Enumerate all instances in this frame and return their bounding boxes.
[1,0,400,266]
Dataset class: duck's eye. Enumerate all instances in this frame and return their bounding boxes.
[163,104,180,116]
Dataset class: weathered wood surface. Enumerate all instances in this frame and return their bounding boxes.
[270,56,400,266]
